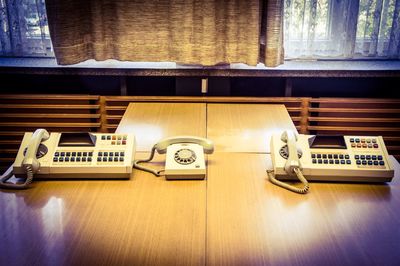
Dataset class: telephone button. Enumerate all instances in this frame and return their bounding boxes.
[366,155,371,160]
[351,143,356,148]
[102,157,108,162]
[59,157,64,162]
[372,139,377,143]
[55,152,60,157]
[378,155,383,160]
[87,157,92,162]
[312,159,317,164]
[322,154,327,159]
[373,144,379,148]
[328,154,333,159]
[355,138,360,143]
[60,152,65,156]
[109,152,114,156]
[82,157,87,162]
[120,152,125,156]
[379,161,385,166]
[119,157,124,162]
[65,157,70,162]
[362,144,367,148]
[374,161,379,165]
[89,152,93,157]
[340,160,345,164]
[104,152,108,156]
[357,144,362,148]
[346,160,351,164]
[339,154,344,159]
[362,160,367,165]
[356,160,361,165]
[361,139,366,143]
[72,152,76,156]
[335,159,339,164]
[355,155,360,160]
[316,154,321,158]
[350,138,355,143]
[107,136,111,140]
[345,154,350,159]
[318,159,322,164]
[98,152,103,156]
[114,157,118,162]
[360,155,366,160]
[329,159,334,164]
[368,144,372,148]
[97,157,102,162]
[53,157,58,162]
[76,157,81,162]
[323,159,328,164]
[66,152,71,156]
[70,157,75,162]
[82,152,87,156]
[372,155,377,160]
[368,161,373,165]
[333,154,338,159]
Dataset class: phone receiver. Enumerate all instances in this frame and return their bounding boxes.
[0,128,50,189]
[268,130,309,194]
[281,130,301,175]
[22,129,50,173]
[154,136,214,154]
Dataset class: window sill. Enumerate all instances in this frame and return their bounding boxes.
[0,57,399,77]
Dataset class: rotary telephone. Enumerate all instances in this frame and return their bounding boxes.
[0,129,136,189]
[269,130,395,194]
[133,136,214,180]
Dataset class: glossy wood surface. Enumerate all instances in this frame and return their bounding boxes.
[0,152,206,266]
[207,104,297,153]
[207,153,400,266]
[117,103,206,151]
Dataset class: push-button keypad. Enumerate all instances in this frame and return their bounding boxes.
[354,153,385,168]
[312,153,350,165]
[53,151,93,164]
[101,134,128,146]
[96,151,125,164]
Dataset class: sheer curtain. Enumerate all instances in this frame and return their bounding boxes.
[0,0,52,56]
[284,0,400,59]
[45,0,284,66]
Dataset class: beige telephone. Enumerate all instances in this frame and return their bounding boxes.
[133,136,214,180]
[269,130,395,194]
[0,129,136,189]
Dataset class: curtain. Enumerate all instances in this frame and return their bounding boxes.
[0,0,52,56]
[45,0,284,67]
[284,0,400,59]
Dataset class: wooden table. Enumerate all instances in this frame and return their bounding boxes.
[1,102,399,266]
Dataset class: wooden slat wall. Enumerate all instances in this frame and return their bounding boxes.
[1,95,399,169]
[308,98,400,161]
[0,95,101,169]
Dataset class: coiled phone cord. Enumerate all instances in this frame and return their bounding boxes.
[267,168,309,194]
[133,146,164,176]
[0,165,34,189]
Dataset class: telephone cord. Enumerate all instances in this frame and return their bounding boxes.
[0,165,34,189]
[267,168,309,194]
[132,146,164,176]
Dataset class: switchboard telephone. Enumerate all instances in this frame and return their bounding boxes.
[269,130,395,194]
[133,136,214,180]
[0,129,136,189]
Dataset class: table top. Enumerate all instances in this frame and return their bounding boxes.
[207,103,296,153]
[1,102,399,266]
[117,102,207,152]
[206,153,400,266]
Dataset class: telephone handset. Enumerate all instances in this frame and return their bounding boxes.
[269,130,309,194]
[0,129,50,189]
[269,130,395,194]
[133,136,214,180]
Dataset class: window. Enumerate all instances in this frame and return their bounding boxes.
[0,0,53,57]
[284,0,400,59]
[1,0,399,61]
